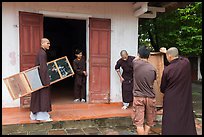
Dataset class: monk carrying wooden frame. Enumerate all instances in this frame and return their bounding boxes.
[3,56,74,100]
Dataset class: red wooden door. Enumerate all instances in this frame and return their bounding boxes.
[89,18,111,103]
[19,11,43,108]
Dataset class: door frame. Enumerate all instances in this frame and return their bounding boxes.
[22,10,91,102]
[19,10,113,104]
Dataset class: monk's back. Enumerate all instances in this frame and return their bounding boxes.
[164,57,191,95]
[161,56,196,135]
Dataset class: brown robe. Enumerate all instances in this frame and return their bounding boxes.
[115,56,135,103]
[30,48,52,114]
[160,57,197,135]
[73,56,86,99]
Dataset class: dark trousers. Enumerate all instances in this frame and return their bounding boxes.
[74,83,86,100]
[122,80,133,103]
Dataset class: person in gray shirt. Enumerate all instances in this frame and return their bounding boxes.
[132,46,157,135]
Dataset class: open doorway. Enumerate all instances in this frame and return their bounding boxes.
[43,17,86,104]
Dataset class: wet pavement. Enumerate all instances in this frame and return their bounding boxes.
[192,82,202,135]
[192,82,202,116]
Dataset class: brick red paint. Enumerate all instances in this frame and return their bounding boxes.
[19,11,43,108]
[89,18,111,103]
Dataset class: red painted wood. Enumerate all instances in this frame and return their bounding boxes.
[19,11,43,108]
[89,18,111,103]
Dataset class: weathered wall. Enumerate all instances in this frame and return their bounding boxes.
[2,2,138,107]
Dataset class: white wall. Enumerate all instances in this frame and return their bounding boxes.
[2,2,138,108]
[198,56,202,80]
[2,4,20,107]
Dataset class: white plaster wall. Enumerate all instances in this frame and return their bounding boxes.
[2,2,138,107]
[198,57,202,80]
[2,4,20,107]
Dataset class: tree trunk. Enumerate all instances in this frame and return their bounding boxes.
[153,19,160,52]
[148,30,156,51]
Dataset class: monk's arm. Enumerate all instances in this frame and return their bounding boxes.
[115,60,124,82]
[116,69,124,82]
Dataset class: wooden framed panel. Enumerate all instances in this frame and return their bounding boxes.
[3,56,75,100]
[3,73,32,100]
[47,61,61,84]
[55,56,74,78]
[23,66,43,91]
[47,56,75,84]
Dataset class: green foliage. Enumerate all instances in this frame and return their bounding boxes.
[138,2,202,56]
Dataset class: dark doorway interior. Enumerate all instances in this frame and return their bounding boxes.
[44,17,86,104]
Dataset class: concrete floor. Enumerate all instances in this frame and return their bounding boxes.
[192,82,202,115]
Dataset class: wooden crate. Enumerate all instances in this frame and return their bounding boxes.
[148,52,164,107]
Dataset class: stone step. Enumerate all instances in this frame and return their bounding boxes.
[2,115,165,135]
[2,117,135,135]
[4,115,201,135]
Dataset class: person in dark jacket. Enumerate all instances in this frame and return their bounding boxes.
[73,49,87,102]
[159,47,197,135]
[30,38,52,122]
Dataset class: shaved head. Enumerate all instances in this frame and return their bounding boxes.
[120,50,128,60]
[166,47,179,57]
[41,38,49,45]
[41,38,50,50]
[165,47,179,63]
[120,50,128,56]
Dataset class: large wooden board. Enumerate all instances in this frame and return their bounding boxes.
[148,52,164,107]
[3,56,74,100]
